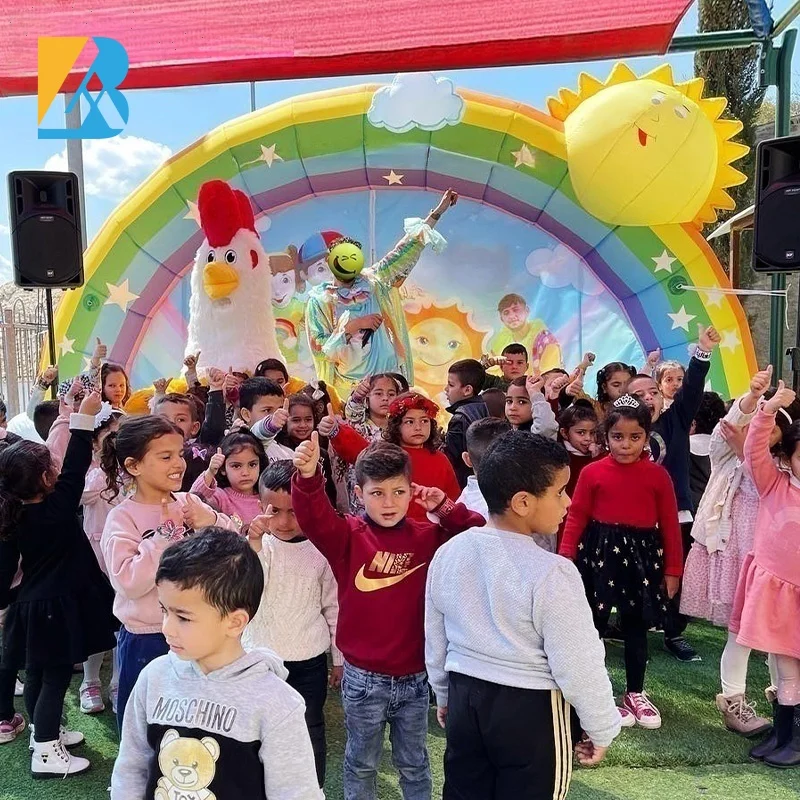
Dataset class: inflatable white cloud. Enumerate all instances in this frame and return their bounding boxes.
[526,244,604,296]
[368,73,465,134]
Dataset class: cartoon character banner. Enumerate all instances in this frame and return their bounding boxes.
[51,67,756,403]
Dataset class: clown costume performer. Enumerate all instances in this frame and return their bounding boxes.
[304,189,457,395]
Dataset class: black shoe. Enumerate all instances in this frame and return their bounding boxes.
[751,703,794,761]
[664,636,701,662]
[765,705,800,768]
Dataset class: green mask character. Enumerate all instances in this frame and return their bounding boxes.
[327,238,365,282]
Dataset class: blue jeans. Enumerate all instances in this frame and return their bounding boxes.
[342,662,432,800]
[116,627,168,732]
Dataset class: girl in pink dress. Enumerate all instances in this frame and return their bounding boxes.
[733,381,800,768]
[681,367,800,736]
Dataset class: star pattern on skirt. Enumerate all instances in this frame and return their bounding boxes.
[608,580,615,587]
[643,578,649,586]
[613,546,621,554]
[578,543,584,550]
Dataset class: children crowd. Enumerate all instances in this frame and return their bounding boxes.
[1,323,799,800]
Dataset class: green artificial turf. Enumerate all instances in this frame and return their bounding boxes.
[2,623,799,799]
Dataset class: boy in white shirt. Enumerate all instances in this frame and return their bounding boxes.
[244,460,341,787]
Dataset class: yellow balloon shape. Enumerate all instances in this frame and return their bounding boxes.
[565,79,718,227]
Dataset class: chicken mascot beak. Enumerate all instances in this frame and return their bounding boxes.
[203,261,239,300]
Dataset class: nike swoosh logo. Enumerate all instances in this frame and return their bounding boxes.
[354,562,428,592]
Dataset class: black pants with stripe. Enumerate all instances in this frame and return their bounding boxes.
[443,673,579,800]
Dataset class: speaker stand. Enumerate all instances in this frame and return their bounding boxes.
[787,289,800,392]
[45,288,57,387]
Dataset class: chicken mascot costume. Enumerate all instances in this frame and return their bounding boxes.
[185,180,281,374]
[304,188,458,395]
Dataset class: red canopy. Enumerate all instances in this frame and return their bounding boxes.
[0,0,692,96]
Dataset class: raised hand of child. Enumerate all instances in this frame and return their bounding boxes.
[40,365,58,387]
[329,666,343,690]
[182,493,216,530]
[526,374,544,397]
[183,351,201,371]
[749,364,773,398]
[645,348,661,370]
[92,337,107,365]
[352,378,371,403]
[79,390,103,417]
[574,737,607,766]
[546,374,570,400]
[719,420,746,460]
[153,377,169,395]
[208,367,226,391]
[294,430,320,478]
[246,507,274,552]
[588,442,604,458]
[566,371,584,398]
[578,352,596,373]
[665,575,680,600]
[411,483,446,512]
[271,398,290,430]
[318,403,340,438]
[763,380,797,414]
[207,448,225,477]
[698,325,721,352]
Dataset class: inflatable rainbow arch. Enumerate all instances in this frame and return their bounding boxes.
[52,67,757,399]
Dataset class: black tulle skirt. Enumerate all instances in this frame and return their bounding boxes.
[575,520,668,632]
[2,579,118,670]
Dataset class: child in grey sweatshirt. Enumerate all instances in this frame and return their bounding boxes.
[425,431,620,800]
[112,528,321,800]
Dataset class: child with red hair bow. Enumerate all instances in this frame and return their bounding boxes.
[319,392,463,520]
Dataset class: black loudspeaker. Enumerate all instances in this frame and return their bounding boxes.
[7,170,84,288]
[753,136,800,273]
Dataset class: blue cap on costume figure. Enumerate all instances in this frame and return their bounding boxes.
[297,230,343,267]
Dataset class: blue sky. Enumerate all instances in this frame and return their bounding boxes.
[0,0,795,283]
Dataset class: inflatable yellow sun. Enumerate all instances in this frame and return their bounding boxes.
[548,63,749,228]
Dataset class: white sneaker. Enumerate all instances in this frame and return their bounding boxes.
[14,678,23,697]
[29,725,85,751]
[31,738,90,779]
[109,685,119,716]
[80,682,105,714]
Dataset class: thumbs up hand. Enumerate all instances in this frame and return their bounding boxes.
[294,431,321,478]
[318,402,341,438]
[207,448,225,478]
[182,492,217,530]
[271,398,290,430]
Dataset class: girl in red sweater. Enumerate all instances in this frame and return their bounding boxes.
[321,392,461,520]
[559,395,682,731]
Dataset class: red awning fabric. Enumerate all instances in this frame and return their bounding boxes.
[0,0,692,97]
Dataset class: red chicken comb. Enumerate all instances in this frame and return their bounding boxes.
[197,180,257,247]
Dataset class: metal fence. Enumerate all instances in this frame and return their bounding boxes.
[0,296,48,417]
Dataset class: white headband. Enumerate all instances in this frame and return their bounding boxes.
[779,408,793,425]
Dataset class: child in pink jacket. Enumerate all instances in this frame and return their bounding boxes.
[99,416,237,729]
[733,381,800,768]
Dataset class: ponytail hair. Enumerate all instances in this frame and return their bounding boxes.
[100,415,184,501]
[0,440,53,540]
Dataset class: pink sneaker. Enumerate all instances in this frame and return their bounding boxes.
[618,705,636,728]
[80,682,105,714]
[623,692,662,729]
[0,713,26,744]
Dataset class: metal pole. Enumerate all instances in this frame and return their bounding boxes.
[669,29,760,53]
[45,288,56,378]
[250,82,256,113]
[769,29,797,382]
[64,93,88,246]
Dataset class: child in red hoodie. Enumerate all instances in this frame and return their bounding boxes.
[292,432,484,800]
